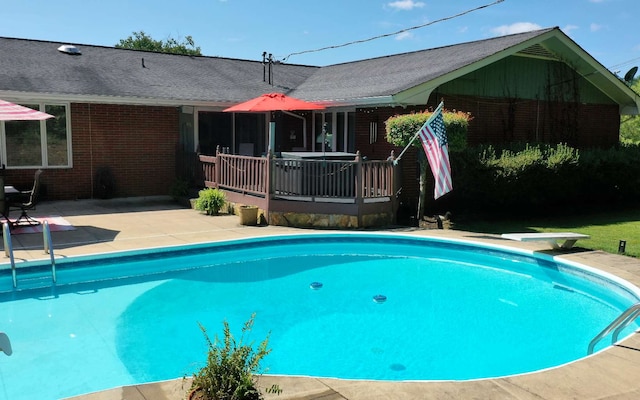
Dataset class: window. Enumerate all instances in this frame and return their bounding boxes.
[314,111,355,152]
[1,103,70,168]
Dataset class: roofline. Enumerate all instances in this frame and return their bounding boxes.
[315,96,397,108]
[0,35,319,68]
[0,91,236,108]
[0,90,364,110]
[544,29,640,114]
[393,27,640,114]
[394,29,562,104]
[3,29,637,114]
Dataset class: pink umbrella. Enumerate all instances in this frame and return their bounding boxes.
[0,99,54,121]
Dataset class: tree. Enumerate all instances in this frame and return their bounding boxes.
[620,77,640,144]
[385,108,471,220]
[115,31,201,56]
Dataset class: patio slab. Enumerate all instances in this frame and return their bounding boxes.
[2,197,640,400]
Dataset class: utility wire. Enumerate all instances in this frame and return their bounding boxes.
[281,0,505,62]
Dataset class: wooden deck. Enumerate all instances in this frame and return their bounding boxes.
[183,150,398,228]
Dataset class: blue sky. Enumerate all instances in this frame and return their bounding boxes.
[2,0,639,76]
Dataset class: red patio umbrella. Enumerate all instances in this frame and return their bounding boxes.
[0,99,54,121]
[223,92,325,113]
[223,93,325,152]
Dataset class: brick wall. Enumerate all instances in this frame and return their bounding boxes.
[4,103,180,200]
[440,95,620,148]
[354,96,621,205]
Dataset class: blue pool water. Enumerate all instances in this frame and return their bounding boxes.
[0,233,639,400]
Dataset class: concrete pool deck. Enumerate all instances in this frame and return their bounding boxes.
[2,197,640,400]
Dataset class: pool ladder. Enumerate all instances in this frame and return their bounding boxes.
[588,303,640,354]
[3,221,56,288]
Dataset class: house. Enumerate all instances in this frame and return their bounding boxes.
[0,27,638,215]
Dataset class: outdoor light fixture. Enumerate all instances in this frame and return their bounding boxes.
[618,240,626,254]
[369,121,378,144]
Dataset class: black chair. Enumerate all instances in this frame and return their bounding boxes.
[8,169,43,227]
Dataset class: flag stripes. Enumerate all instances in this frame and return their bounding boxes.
[417,103,452,199]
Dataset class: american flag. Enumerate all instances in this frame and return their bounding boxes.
[418,103,452,199]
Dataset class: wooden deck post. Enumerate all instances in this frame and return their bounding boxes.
[389,150,399,224]
[265,150,273,223]
[355,151,364,227]
[214,146,221,189]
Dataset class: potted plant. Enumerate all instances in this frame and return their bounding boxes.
[189,313,280,400]
[195,188,226,215]
[238,205,259,226]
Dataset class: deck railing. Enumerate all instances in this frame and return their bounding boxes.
[272,159,356,198]
[192,150,397,226]
[197,152,394,201]
[217,154,268,196]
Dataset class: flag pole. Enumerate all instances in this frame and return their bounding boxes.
[393,101,444,165]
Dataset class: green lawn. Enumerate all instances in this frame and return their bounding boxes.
[452,208,640,257]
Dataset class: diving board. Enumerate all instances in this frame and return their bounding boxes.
[501,232,590,250]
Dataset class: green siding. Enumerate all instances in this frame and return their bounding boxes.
[439,56,613,104]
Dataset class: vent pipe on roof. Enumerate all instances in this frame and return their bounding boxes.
[262,51,275,85]
[262,51,267,82]
[57,45,81,55]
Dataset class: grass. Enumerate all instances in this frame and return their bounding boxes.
[452,207,640,257]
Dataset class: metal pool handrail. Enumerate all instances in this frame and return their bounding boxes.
[588,303,640,354]
[3,221,57,288]
[43,221,56,283]
[2,222,16,288]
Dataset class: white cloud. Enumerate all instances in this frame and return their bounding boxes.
[387,0,425,11]
[458,26,469,34]
[563,24,579,34]
[490,22,543,36]
[590,23,604,32]
[395,31,414,40]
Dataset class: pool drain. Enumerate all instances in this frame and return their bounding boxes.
[373,294,387,303]
[310,282,323,289]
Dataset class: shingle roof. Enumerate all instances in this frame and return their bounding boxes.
[1,27,635,112]
[0,38,318,104]
[290,28,556,102]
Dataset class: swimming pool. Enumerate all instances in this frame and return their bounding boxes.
[0,233,638,400]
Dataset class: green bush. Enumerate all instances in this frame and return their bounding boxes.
[423,141,640,218]
[195,188,226,215]
[191,313,276,400]
[443,143,584,215]
[451,143,640,216]
[385,108,472,152]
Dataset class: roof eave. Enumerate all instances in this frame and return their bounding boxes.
[393,30,566,105]
[541,34,640,115]
[0,90,235,108]
[318,96,397,108]
[394,28,640,114]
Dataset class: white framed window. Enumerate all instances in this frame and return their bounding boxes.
[0,103,71,168]
[314,110,355,153]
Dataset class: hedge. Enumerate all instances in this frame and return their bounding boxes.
[432,143,640,216]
